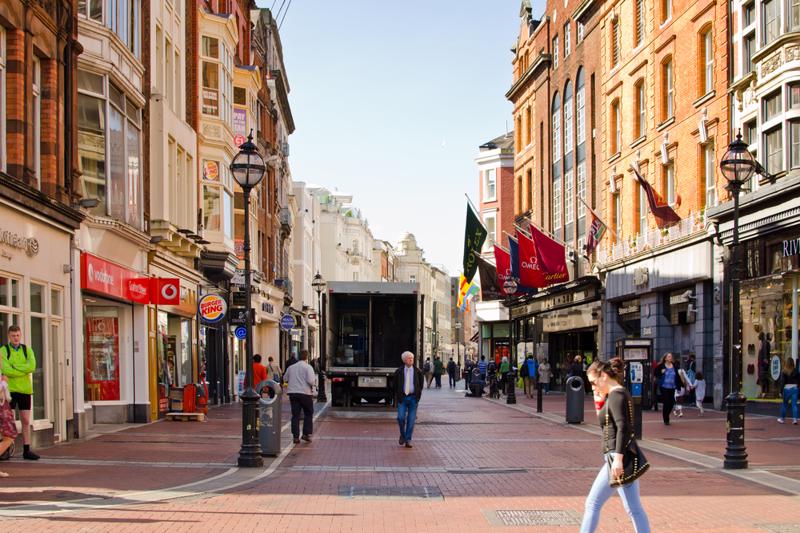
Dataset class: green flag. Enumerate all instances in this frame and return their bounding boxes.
[462,204,487,282]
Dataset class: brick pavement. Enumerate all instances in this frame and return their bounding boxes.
[1,383,798,532]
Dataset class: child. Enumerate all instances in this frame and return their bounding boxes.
[693,371,706,415]
[673,368,689,418]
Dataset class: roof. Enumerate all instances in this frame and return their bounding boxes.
[479,132,514,151]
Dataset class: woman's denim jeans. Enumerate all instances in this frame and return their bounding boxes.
[781,386,798,420]
[580,456,650,533]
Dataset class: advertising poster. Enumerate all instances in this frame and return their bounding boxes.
[233,108,247,147]
[86,317,120,401]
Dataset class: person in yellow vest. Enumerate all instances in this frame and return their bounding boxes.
[0,325,39,460]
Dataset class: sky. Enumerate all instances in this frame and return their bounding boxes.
[266,0,530,275]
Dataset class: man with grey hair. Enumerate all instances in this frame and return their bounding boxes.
[393,351,423,448]
[284,350,317,444]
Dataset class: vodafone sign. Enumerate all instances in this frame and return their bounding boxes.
[152,278,180,305]
[81,253,182,305]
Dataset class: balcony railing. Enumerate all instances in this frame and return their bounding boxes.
[596,210,707,265]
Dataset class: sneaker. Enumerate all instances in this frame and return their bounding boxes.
[404,441,413,448]
[777,418,785,424]
[293,437,300,444]
[23,449,40,461]
[301,434,312,443]
[794,419,798,425]
[399,437,406,446]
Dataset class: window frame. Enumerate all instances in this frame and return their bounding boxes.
[663,160,675,206]
[552,36,559,69]
[635,0,645,47]
[662,58,674,121]
[636,80,646,139]
[611,18,620,67]
[639,185,648,235]
[564,22,571,57]
[700,28,714,96]
[484,168,497,202]
[762,0,780,45]
[610,99,621,155]
[33,57,41,189]
[703,140,717,209]
[661,0,672,24]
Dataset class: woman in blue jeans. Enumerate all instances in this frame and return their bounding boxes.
[777,357,799,424]
[581,358,650,533]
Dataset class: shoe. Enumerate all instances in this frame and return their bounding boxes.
[23,449,40,461]
[399,437,406,446]
[777,418,785,424]
[0,442,13,461]
[301,434,312,442]
[664,422,670,426]
[293,437,300,444]
[404,441,413,448]
[793,419,798,425]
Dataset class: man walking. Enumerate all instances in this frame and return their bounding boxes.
[0,325,39,460]
[446,357,457,388]
[433,356,443,388]
[423,357,433,388]
[394,351,422,448]
[283,350,316,444]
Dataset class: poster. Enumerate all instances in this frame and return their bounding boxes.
[233,108,247,146]
[86,317,120,401]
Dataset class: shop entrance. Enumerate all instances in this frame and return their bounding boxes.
[547,329,596,391]
[202,325,230,404]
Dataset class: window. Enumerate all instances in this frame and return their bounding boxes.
[0,28,5,172]
[639,186,647,234]
[791,121,800,168]
[553,176,562,234]
[564,83,574,155]
[577,162,587,215]
[553,36,559,69]
[703,141,716,208]
[610,99,621,154]
[564,169,574,226]
[77,0,103,21]
[764,90,782,121]
[103,0,142,57]
[661,0,672,23]
[576,69,586,145]
[700,28,713,95]
[663,161,675,205]
[611,19,620,67]
[792,0,800,31]
[613,192,622,241]
[29,282,46,419]
[764,127,783,174]
[525,107,531,146]
[762,0,780,44]
[743,1,755,26]
[33,58,41,189]
[662,59,674,120]
[577,21,585,42]
[564,23,571,57]
[790,84,800,109]
[526,169,533,211]
[636,81,646,139]
[743,119,758,145]
[201,37,232,124]
[484,168,497,201]
[744,32,756,73]
[515,115,522,152]
[635,0,645,46]
[552,94,562,163]
[484,213,497,244]
[552,93,562,236]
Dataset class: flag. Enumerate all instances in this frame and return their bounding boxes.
[580,198,607,256]
[476,254,504,301]
[530,225,569,284]
[461,283,479,310]
[508,235,536,294]
[493,245,512,287]
[633,166,681,229]
[456,274,469,309]
[517,230,547,289]
[463,204,488,281]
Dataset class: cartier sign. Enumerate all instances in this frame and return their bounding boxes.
[0,228,39,256]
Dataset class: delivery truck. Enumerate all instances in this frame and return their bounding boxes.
[326,282,422,407]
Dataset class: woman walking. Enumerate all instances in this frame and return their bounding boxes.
[581,358,650,533]
[777,357,799,424]
[654,353,685,425]
[0,372,18,477]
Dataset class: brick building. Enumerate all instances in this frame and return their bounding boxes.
[0,0,84,446]
[476,132,515,254]
[596,0,729,405]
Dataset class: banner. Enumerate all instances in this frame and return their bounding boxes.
[463,204,488,282]
[476,254,503,301]
[493,245,512,287]
[581,198,607,256]
[517,230,546,289]
[461,283,479,310]
[530,225,569,284]
[508,236,535,294]
[633,167,681,229]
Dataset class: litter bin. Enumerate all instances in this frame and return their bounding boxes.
[258,380,283,457]
[565,376,585,424]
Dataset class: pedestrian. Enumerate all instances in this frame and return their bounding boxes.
[252,354,268,392]
[394,351,423,448]
[464,358,474,387]
[267,356,282,383]
[568,355,584,379]
[692,371,706,415]
[477,355,488,381]
[520,355,530,397]
[538,358,552,394]
[285,352,299,371]
[777,357,799,425]
[283,350,316,444]
[0,373,17,476]
[581,358,651,533]
[433,356,443,388]
[447,357,457,388]
[423,357,433,388]
[523,355,538,398]
[0,325,39,460]
[654,352,685,425]
[499,356,510,395]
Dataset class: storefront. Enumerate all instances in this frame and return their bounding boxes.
[0,201,77,446]
[197,290,231,405]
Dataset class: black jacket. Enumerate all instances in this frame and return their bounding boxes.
[394,365,424,402]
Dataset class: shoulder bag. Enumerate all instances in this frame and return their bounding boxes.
[605,394,650,488]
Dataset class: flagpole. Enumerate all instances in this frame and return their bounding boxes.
[578,196,609,227]
[464,194,482,218]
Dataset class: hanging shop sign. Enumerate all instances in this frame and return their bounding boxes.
[151,278,180,305]
[198,294,227,323]
[280,314,296,331]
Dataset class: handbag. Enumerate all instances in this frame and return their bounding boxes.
[605,395,650,488]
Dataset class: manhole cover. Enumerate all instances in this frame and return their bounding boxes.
[484,510,580,527]
[338,485,443,499]
[758,525,800,533]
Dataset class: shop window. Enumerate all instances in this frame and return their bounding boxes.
[85,307,121,402]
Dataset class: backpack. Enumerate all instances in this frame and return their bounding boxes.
[423,361,431,373]
[520,362,529,377]
[2,344,29,362]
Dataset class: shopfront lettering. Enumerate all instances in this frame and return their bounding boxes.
[784,237,800,257]
[0,228,39,257]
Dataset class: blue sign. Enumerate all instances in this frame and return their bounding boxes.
[280,314,295,331]
[234,326,247,340]
[631,383,643,397]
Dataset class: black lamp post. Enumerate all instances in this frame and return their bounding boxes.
[312,272,327,402]
[232,132,266,468]
[455,321,462,368]
[719,131,755,470]
[503,278,518,405]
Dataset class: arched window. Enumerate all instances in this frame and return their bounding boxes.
[610,98,621,154]
[552,93,562,235]
[564,82,575,232]
[661,56,674,120]
[576,68,587,242]
[699,25,713,96]
[564,82,574,156]
[576,68,586,145]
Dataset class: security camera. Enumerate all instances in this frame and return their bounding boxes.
[682,290,697,301]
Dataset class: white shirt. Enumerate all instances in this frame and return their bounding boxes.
[404,366,414,395]
[284,360,317,395]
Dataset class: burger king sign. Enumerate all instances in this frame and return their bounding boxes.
[198,294,227,323]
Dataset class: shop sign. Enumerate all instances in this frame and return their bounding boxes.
[231,269,245,286]
[234,326,247,340]
[280,314,295,331]
[126,279,151,304]
[261,302,274,314]
[152,278,180,305]
[783,237,800,257]
[229,307,252,325]
[770,355,781,381]
[198,294,227,323]
[0,227,39,257]
[618,298,640,316]
[235,239,245,259]
[82,253,143,302]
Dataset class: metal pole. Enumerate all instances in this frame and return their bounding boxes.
[316,288,327,402]
[238,183,263,468]
[506,297,517,405]
[724,180,747,469]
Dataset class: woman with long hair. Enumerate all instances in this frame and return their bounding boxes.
[580,358,650,533]
[777,357,799,424]
[654,352,685,425]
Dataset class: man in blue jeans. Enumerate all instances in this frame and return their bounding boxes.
[394,351,423,448]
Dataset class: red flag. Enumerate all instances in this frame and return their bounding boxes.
[517,231,547,288]
[493,245,512,287]
[633,167,681,229]
[530,226,569,284]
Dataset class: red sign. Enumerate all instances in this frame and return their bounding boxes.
[81,253,143,302]
[126,279,151,304]
[151,278,180,305]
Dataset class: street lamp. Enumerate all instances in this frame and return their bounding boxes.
[503,278,518,405]
[231,131,266,468]
[719,131,756,470]
[455,321,462,368]
[312,272,327,402]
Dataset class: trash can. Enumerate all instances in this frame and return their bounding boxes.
[258,380,283,457]
[565,376,585,424]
